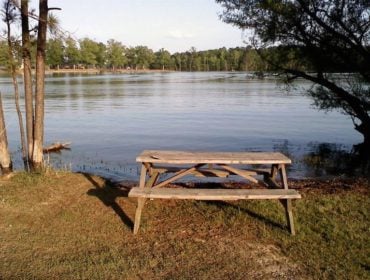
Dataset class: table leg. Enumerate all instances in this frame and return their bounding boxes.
[134,164,148,234]
[282,199,295,235]
[279,164,296,235]
[270,164,279,180]
[279,164,289,190]
[139,164,148,188]
[134,198,145,234]
[145,171,159,188]
[263,164,279,188]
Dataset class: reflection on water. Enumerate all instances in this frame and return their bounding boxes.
[0,72,363,180]
[303,143,369,177]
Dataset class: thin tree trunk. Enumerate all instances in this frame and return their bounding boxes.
[21,0,34,166]
[0,92,12,174]
[5,1,27,168]
[32,0,48,170]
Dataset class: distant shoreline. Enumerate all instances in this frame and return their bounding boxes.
[0,68,176,75]
[44,68,176,75]
[1,68,289,78]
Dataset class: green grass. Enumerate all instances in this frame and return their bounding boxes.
[0,172,369,279]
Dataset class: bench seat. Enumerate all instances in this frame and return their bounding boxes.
[129,187,301,201]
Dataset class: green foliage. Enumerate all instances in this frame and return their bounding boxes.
[64,37,80,67]
[0,35,303,73]
[0,40,22,71]
[46,38,64,69]
[217,0,370,74]
[217,0,370,148]
[106,39,127,69]
[79,38,103,67]
[152,48,172,70]
[0,41,10,69]
[132,46,155,70]
[95,42,107,68]
[0,36,314,73]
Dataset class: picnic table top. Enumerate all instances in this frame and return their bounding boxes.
[136,150,292,165]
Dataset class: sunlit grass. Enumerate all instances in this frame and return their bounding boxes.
[0,172,369,279]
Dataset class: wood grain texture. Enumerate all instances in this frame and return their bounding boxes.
[151,166,230,177]
[129,187,301,200]
[136,150,292,164]
[218,164,259,183]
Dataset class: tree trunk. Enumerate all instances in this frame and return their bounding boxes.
[354,121,370,160]
[21,0,34,167]
[0,93,12,175]
[5,1,27,168]
[32,0,48,170]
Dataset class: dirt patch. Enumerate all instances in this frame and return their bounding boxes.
[210,237,301,279]
[289,177,370,195]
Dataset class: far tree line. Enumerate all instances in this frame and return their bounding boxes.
[0,37,307,72]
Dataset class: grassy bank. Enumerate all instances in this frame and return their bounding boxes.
[0,172,369,279]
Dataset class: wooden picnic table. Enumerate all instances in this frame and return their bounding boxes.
[129,150,301,235]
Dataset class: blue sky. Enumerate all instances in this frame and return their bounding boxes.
[42,0,246,53]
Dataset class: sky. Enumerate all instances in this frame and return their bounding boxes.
[35,0,247,53]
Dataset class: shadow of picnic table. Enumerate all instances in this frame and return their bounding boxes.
[83,173,134,230]
[174,182,287,232]
[84,174,287,233]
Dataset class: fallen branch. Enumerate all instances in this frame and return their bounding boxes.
[43,142,71,153]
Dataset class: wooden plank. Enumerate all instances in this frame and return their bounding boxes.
[192,169,230,178]
[151,166,230,177]
[129,187,301,200]
[137,150,292,165]
[152,164,205,188]
[151,166,184,174]
[218,164,258,183]
[152,166,269,177]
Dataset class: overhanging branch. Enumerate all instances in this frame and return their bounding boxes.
[284,68,370,123]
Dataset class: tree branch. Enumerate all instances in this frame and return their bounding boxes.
[285,68,370,123]
[296,0,370,60]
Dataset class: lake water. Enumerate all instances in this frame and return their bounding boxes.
[0,72,361,180]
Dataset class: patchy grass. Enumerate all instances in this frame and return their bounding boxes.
[0,172,369,279]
